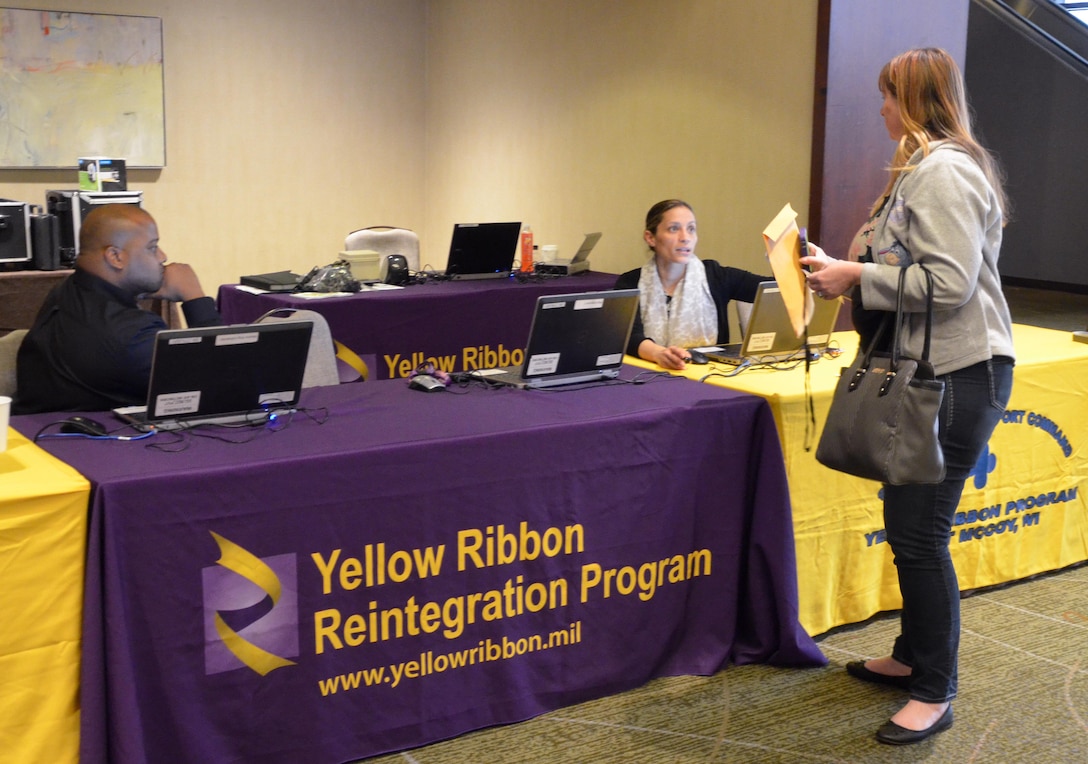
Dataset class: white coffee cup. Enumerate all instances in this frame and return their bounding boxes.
[0,395,10,453]
[540,245,559,263]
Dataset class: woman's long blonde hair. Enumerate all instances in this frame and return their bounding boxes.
[874,48,1009,222]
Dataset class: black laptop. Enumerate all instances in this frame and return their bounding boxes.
[114,321,313,431]
[443,222,522,280]
[478,289,639,388]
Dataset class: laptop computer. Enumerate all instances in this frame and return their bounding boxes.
[113,321,314,431]
[534,232,602,276]
[694,281,841,366]
[443,222,522,280]
[477,288,639,388]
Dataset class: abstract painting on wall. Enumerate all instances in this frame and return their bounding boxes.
[0,8,165,168]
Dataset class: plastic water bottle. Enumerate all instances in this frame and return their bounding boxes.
[520,225,534,272]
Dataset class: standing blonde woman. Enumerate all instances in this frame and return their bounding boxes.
[803,48,1015,745]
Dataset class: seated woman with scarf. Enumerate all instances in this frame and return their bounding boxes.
[615,199,770,370]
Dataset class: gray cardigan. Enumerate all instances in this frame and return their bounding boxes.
[858,142,1015,375]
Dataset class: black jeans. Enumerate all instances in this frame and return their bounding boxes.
[882,356,1014,703]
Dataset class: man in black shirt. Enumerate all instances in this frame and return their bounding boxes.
[14,204,223,414]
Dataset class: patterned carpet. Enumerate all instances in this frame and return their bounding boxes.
[362,563,1088,763]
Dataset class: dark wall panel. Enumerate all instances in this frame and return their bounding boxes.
[813,0,969,264]
[966,0,1088,289]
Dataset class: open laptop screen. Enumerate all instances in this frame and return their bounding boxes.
[740,283,840,356]
[519,288,639,384]
[132,321,313,425]
[698,282,841,365]
[567,232,602,265]
[444,222,521,278]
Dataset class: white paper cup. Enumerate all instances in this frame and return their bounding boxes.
[0,395,10,452]
[540,245,559,263]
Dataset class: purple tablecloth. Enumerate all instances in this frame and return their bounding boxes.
[15,373,824,764]
[217,271,618,380]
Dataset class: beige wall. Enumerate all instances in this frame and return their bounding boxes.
[0,0,427,293]
[0,0,817,294]
[425,1,818,280]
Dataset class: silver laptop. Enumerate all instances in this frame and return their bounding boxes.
[479,288,639,388]
[696,282,841,366]
[534,232,602,275]
[114,321,313,431]
[443,222,522,280]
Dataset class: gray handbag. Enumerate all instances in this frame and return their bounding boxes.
[816,266,946,485]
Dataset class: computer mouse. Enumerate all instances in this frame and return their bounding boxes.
[408,374,447,392]
[60,415,109,436]
[686,349,709,365]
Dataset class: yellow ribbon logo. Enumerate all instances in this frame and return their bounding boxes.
[210,531,296,676]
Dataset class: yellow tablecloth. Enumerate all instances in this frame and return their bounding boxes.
[628,324,1088,635]
[0,429,90,764]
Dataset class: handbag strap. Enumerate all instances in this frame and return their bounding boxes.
[849,266,934,395]
[890,265,935,367]
[847,313,890,391]
[921,266,935,360]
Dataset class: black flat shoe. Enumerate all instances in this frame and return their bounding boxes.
[875,704,953,745]
[845,660,912,690]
